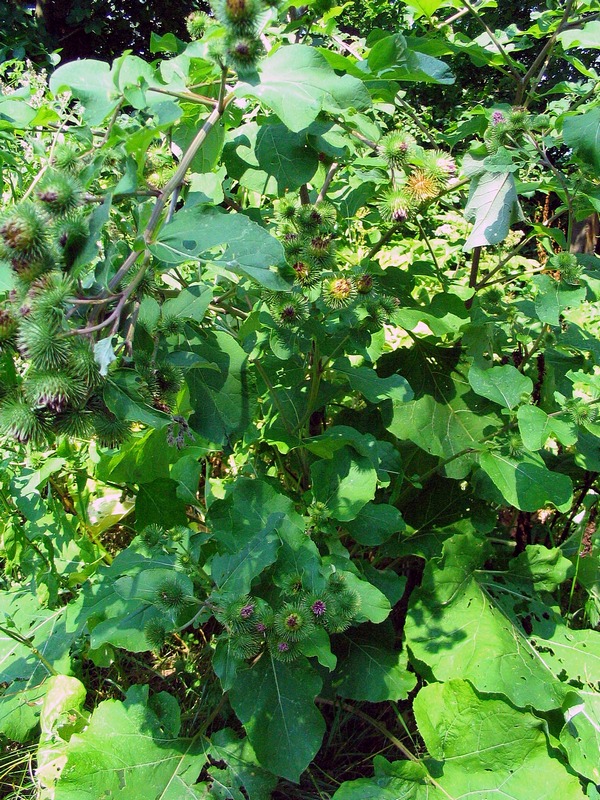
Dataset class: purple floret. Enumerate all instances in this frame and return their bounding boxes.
[240,602,255,619]
[311,600,327,617]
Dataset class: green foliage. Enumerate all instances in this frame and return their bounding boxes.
[1,1,600,798]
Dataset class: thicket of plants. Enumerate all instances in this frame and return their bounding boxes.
[1,0,600,797]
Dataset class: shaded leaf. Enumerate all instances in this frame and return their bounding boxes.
[344,503,405,546]
[333,357,413,404]
[202,728,278,800]
[135,478,188,531]
[310,445,377,521]
[334,623,416,702]
[211,513,283,595]
[186,331,256,447]
[563,107,600,172]
[534,274,587,326]
[386,349,500,479]
[104,370,172,428]
[228,656,325,782]
[150,206,290,291]
[479,450,573,513]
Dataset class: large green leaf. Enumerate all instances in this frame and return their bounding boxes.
[211,512,283,595]
[104,370,172,428]
[310,445,377,521]
[533,274,587,326]
[508,545,573,592]
[235,45,370,133]
[49,60,120,124]
[403,0,448,17]
[161,284,212,323]
[479,450,573,512]
[367,33,454,84]
[228,655,325,782]
[0,679,48,742]
[226,121,319,195]
[558,20,600,50]
[333,357,413,404]
[517,405,577,450]
[344,502,405,546]
[333,680,585,800]
[0,97,37,129]
[78,545,185,652]
[394,291,469,338]
[150,206,290,290]
[135,478,189,530]
[46,686,207,799]
[413,681,584,799]
[253,123,319,192]
[208,478,313,598]
[186,331,256,447]
[333,681,586,800]
[563,107,600,172]
[172,115,224,174]
[468,363,532,409]
[463,171,524,250]
[521,607,600,783]
[334,622,416,702]
[207,477,305,552]
[405,533,573,711]
[385,347,501,479]
[562,691,600,783]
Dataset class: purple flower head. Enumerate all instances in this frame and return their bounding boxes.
[492,110,506,125]
[256,621,267,633]
[436,155,456,176]
[240,602,255,619]
[392,207,408,223]
[285,613,300,630]
[277,641,290,653]
[311,600,327,617]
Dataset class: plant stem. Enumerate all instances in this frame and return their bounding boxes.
[416,218,444,285]
[518,324,548,371]
[518,0,576,106]
[465,245,482,308]
[251,358,297,436]
[396,96,438,146]
[71,261,148,335]
[367,223,402,260]
[21,121,67,202]
[294,339,322,435]
[459,0,523,84]
[317,162,339,203]
[0,624,58,677]
[147,86,217,106]
[144,84,232,242]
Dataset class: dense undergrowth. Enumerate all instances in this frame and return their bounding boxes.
[1,1,600,798]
